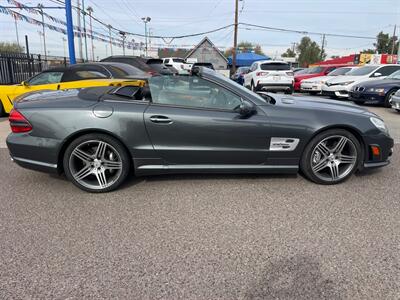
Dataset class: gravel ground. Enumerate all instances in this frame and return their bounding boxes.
[0,101,399,299]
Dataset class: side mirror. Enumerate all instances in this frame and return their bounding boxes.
[373,72,382,77]
[235,100,256,118]
[21,81,29,87]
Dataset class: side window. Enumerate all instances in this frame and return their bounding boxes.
[28,72,63,85]
[148,76,242,110]
[62,67,109,82]
[376,66,400,76]
[164,59,170,64]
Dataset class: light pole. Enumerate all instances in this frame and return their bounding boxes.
[62,37,67,57]
[108,24,113,56]
[119,31,126,55]
[87,6,94,61]
[141,17,151,57]
[131,39,135,56]
[76,0,83,61]
[37,4,47,60]
[14,18,20,47]
[82,0,88,61]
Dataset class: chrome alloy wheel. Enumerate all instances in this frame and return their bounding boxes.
[69,140,123,190]
[310,135,357,182]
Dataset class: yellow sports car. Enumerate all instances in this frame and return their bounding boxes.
[0,62,147,116]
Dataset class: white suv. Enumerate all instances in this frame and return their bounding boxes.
[244,60,294,94]
[163,57,192,75]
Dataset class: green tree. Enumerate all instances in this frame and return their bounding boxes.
[296,37,326,67]
[281,48,296,57]
[361,48,376,54]
[224,41,265,57]
[0,42,24,53]
[374,31,398,54]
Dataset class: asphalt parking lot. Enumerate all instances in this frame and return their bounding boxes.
[0,100,399,299]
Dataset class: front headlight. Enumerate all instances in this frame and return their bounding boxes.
[370,117,388,133]
[367,88,385,93]
[339,81,355,86]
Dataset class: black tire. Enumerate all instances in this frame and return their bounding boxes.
[251,80,258,92]
[384,89,397,108]
[285,86,294,94]
[0,101,5,117]
[309,91,318,95]
[300,129,362,185]
[354,101,365,106]
[63,133,131,193]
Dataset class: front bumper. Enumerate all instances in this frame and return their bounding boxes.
[362,132,394,169]
[321,84,351,98]
[391,94,400,110]
[349,91,386,104]
[6,133,61,174]
[301,82,322,93]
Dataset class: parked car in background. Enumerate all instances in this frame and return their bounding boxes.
[322,64,400,99]
[294,65,343,91]
[293,67,306,73]
[300,66,357,95]
[350,69,400,107]
[100,56,174,75]
[163,57,192,75]
[7,67,393,192]
[244,60,294,94]
[0,62,148,116]
[231,66,250,85]
[390,89,400,112]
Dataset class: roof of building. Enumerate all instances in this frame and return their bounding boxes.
[185,37,228,62]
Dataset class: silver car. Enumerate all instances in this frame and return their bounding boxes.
[391,89,400,112]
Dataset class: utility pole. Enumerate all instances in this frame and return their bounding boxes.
[62,37,67,57]
[321,34,326,60]
[141,17,151,57]
[391,24,397,55]
[14,18,20,47]
[65,0,76,64]
[87,6,94,61]
[232,0,239,74]
[82,0,88,61]
[108,24,113,56]
[120,31,126,55]
[76,0,83,61]
[38,4,47,60]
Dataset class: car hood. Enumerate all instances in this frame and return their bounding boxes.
[260,93,374,115]
[295,73,324,81]
[325,75,371,84]
[302,75,332,83]
[354,78,400,88]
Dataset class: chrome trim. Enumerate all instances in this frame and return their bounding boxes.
[13,156,58,168]
[138,164,298,170]
[270,137,300,151]
[364,161,390,168]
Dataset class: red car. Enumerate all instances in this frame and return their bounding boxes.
[294,65,349,91]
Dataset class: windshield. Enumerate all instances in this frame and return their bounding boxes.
[386,70,400,79]
[306,66,324,74]
[346,66,377,76]
[328,67,352,76]
[260,63,290,71]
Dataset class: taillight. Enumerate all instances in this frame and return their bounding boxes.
[256,72,269,76]
[9,109,32,133]
[286,72,294,76]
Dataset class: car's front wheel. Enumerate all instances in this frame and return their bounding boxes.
[63,133,130,192]
[300,129,362,184]
[384,89,397,108]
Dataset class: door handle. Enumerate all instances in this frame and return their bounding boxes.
[149,115,173,124]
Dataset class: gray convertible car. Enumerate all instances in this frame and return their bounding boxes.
[7,68,394,192]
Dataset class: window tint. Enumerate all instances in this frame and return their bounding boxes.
[106,65,145,77]
[346,66,377,76]
[28,71,63,85]
[164,59,170,64]
[62,67,109,81]
[260,63,290,71]
[148,76,242,110]
[386,70,400,79]
[376,66,400,76]
[307,66,324,74]
[328,67,352,76]
[172,58,184,63]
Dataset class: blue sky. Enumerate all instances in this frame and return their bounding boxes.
[1,0,399,59]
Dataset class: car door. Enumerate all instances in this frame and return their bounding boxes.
[143,75,271,165]
[243,63,254,87]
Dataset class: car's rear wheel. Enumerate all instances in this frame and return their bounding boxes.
[300,129,362,184]
[384,89,397,108]
[63,133,130,192]
[251,81,257,92]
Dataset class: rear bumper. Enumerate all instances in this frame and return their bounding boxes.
[256,83,293,92]
[6,133,61,174]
